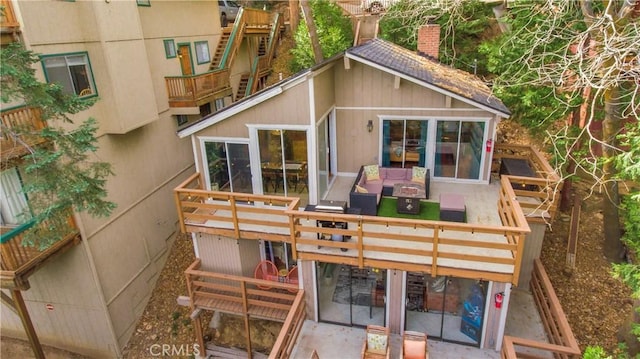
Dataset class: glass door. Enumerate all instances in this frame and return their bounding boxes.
[405,273,487,347]
[434,120,485,180]
[257,129,308,198]
[317,117,329,199]
[382,119,427,168]
[203,141,251,193]
[317,263,386,327]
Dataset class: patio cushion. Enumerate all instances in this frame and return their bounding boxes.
[363,164,380,181]
[403,339,426,359]
[356,185,368,193]
[412,166,427,185]
[385,167,408,180]
[367,332,387,354]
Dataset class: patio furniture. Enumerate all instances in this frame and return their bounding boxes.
[392,183,426,215]
[254,260,279,289]
[499,158,537,191]
[361,324,390,359]
[350,165,430,216]
[439,193,466,222]
[400,331,428,359]
[286,266,299,292]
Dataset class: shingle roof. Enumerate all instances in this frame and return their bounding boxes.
[347,38,510,116]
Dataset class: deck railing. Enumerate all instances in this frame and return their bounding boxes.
[1,106,47,160]
[1,211,81,288]
[165,69,230,108]
[493,144,562,224]
[0,0,20,29]
[184,259,303,357]
[269,290,306,359]
[501,259,580,359]
[174,172,531,285]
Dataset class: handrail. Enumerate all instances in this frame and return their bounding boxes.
[501,259,580,358]
[165,69,230,105]
[0,0,20,29]
[269,291,306,359]
[174,173,530,285]
[245,55,260,97]
[494,144,562,223]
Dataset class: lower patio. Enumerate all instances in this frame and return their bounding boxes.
[290,287,549,358]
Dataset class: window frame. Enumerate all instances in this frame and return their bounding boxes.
[136,0,151,6]
[40,51,97,99]
[194,41,211,65]
[163,39,177,59]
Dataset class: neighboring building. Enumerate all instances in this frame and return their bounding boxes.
[0,1,281,357]
[174,25,560,356]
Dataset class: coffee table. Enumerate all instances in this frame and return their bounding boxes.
[392,183,425,215]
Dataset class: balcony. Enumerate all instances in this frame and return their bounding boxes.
[0,0,20,44]
[1,106,47,163]
[0,211,81,289]
[165,69,231,110]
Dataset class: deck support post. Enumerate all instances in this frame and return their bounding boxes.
[12,289,45,359]
[192,311,205,358]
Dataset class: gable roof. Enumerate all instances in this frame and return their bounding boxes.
[178,38,510,138]
[346,38,510,117]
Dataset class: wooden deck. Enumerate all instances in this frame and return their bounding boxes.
[174,154,559,285]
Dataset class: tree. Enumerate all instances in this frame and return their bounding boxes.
[290,0,353,72]
[1,42,115,250]
[379,0,495,76]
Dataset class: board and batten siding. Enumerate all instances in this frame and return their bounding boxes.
[312,65,336,120]
[0,246,117,358]
[195,233,261,275]
[517,223,547,290]
[483,281,509,350]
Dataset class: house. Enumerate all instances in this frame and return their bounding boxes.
[0,1,280,357]
[174,24,562,356]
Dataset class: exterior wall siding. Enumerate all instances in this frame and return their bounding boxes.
[2,1,212,355]
[313,66,335,120]
[517,223,547,290]
[483,281,509,350]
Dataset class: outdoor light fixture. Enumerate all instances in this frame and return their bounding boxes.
[367,120,374,132]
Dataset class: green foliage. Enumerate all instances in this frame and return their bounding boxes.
[1,42,115,249]
[583,346,613,359]
[290,0,353,72]
[380,0,494,75]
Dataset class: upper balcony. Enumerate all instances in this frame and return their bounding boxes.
[1,210,81,290]
[1,106,47,163]
[0,0,20,44]
[165,69,232,110]
[173,145,559,285]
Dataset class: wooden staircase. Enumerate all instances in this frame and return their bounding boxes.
[210,31,231,70]
[235,74,250,101]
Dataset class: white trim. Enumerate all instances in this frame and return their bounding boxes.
[399,270,407,333]
[178,86,284,138]
[308,77,317,204]
[191,232,200,259]
[345,53,511,118]
[495,283,511,351]
[335,106,495,112]
[309,62,335,78]
[191,135,200,174]
[312,261,319,322]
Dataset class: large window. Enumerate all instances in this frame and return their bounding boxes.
[42,53,96,97]
[381,119,427,168]
[195,41,210,64]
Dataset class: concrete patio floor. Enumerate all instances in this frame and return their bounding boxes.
[289,288,551,359]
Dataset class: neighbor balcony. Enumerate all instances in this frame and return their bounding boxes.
[165,69,232,110]
[0,210,81,290]
[1,106,47,162]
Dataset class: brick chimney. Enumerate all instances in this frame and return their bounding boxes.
[417,24,440,60]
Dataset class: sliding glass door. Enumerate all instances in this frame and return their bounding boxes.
[434,121,485,180]
[382,119,427,168]
[257,129,308,198]
[203,141,252,193]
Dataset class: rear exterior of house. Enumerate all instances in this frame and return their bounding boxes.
[0,1,279,357]
[175,35,558,354]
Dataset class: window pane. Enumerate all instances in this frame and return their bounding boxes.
[69,64,91,95]
[46,66,75,95]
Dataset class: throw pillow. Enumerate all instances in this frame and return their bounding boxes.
[367,333,387,354]
[403,340,426,359]
[355,185,368,193]
[363,164,380,181]
[411,166,427,184]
